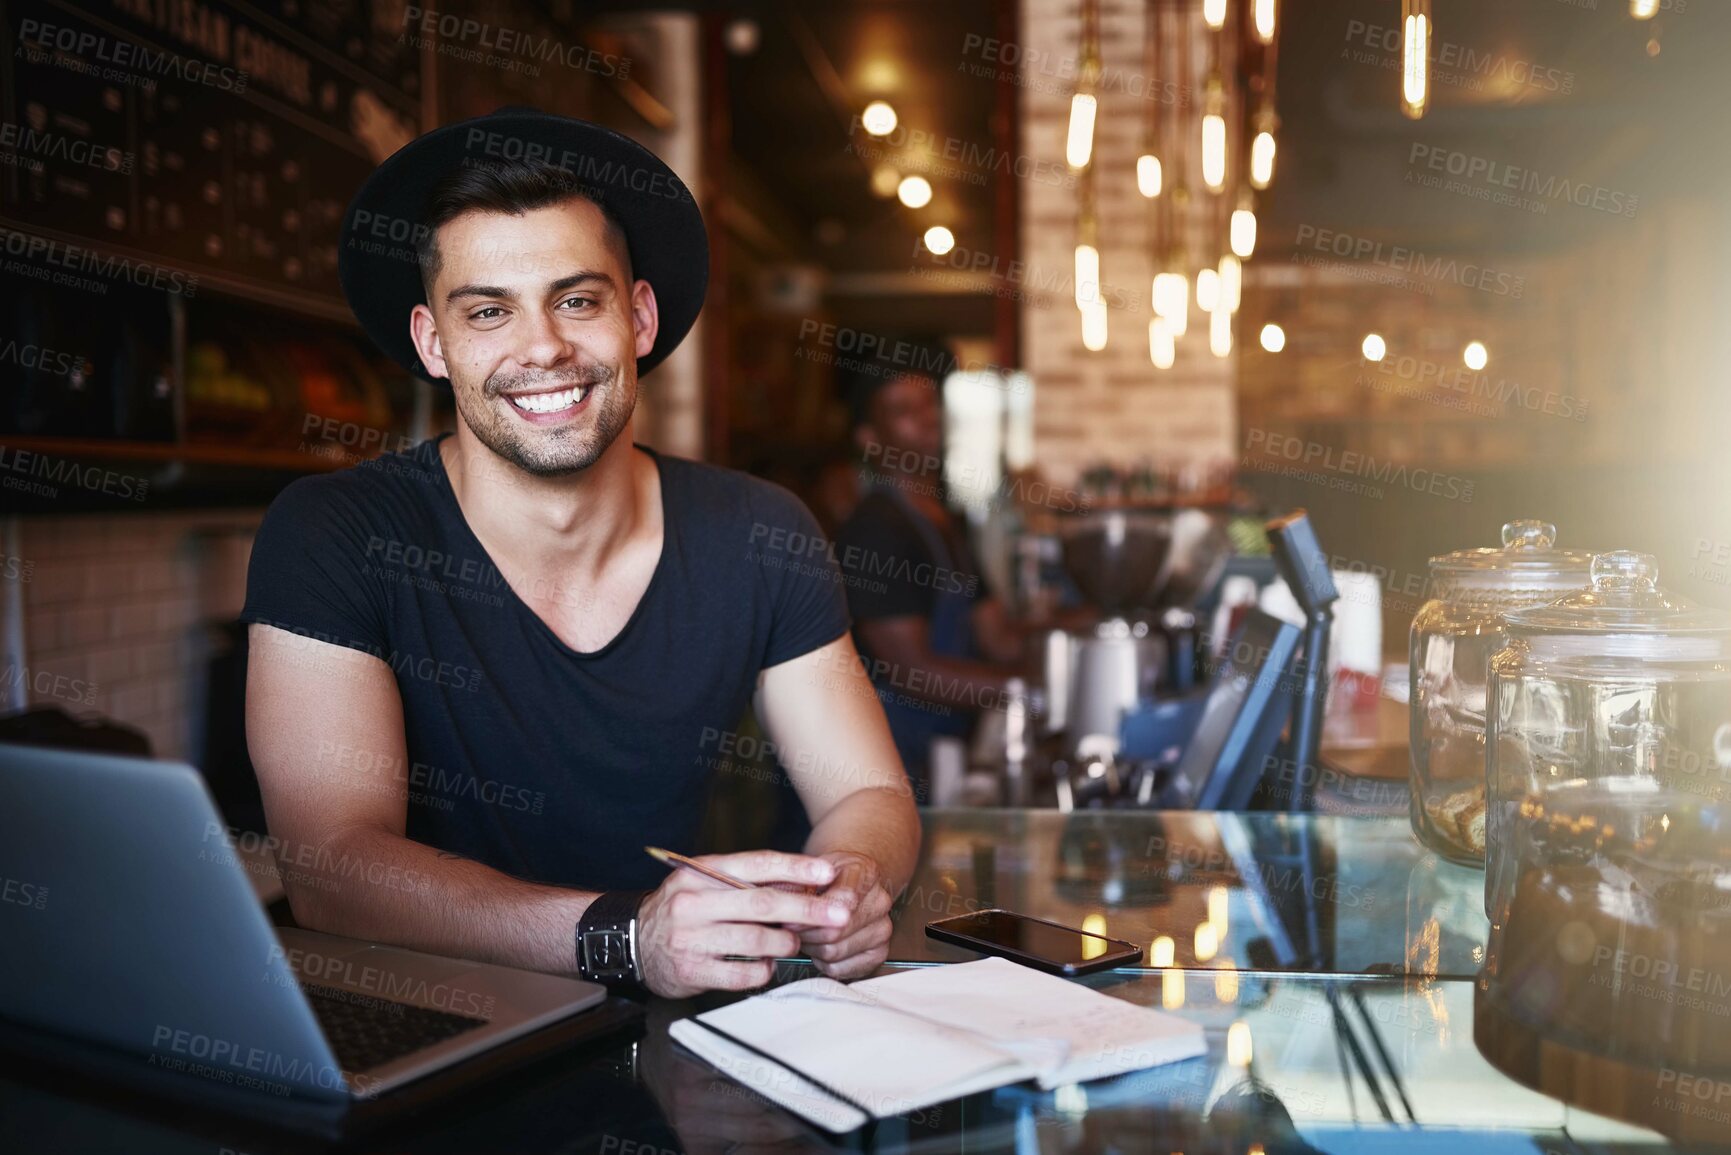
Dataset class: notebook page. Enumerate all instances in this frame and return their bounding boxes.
[853,957,1207,1089]
[669,975,1035,1130]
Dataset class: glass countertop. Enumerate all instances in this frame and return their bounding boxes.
[886,809,1489,979]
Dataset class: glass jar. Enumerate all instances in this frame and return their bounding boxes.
[1409,520,1594,864]
[1484,551,1731,922]
[1483,778,1731,1075]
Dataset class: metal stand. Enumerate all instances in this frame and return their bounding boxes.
[1265,511,1340,813]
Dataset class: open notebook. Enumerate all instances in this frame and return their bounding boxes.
[668,956,1206,1132]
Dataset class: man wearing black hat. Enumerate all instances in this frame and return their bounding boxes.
[240,110,919,998]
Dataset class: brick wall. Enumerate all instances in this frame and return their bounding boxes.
[2,512,262,761]
[1019,0,1238,483]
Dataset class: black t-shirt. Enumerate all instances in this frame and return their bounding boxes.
[835,490,989,623]
[240,436,850,891]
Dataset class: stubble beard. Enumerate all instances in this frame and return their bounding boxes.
[455,361,636,478]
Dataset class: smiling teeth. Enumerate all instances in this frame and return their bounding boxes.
[510,385,587,414]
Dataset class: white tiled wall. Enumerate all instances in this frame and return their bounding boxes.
[2,511,263,760]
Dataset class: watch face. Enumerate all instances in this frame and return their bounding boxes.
[583,929,629,975]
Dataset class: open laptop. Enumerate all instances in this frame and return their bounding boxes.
[0,742,615,1110]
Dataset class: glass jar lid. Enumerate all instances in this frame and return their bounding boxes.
[1427,520,1595,592]
[1504,551,1731,637]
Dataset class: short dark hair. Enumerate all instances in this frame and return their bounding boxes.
[840,338,957,429]
[415,160,632,292]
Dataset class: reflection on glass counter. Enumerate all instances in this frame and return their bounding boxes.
[629,972,1658,1154]
[875,810,1490,979]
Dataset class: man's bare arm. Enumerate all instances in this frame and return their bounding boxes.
[755,633,923,977]
[246,624,591,973]
[247,623,847,994]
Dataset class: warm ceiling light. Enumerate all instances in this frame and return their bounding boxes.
[1219,255,1242,313]
[1074,244,1101,308]
[1250,131,1276,189]
[1153,272,1189,338]
[870,165,901,198]
[1362,333,1387,362]
[896,175,932,208]
[723,19,760,55]
[1204,0,1228,31]
[1231,204,1257,259]
[1196,267,1221,312]
[1260,323,1286,353]
[1253,0,1277,44]
[1210,304,1232,357]
[1137,153,1163,198]
[861,100,898,136]
[1081,299,1108,351]
[1149,317,1175,369]
[1066,92,1098,168]
[1202,113,1227,191]
[922,226,955,255]
[1464,340,1489,370]
[1402,2,1431,120]
[1631,0,1658,16]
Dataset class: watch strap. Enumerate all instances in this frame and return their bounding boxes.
[577,889,649,990]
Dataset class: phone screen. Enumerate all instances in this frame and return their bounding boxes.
[936,911,1133,967]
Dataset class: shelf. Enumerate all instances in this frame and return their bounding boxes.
[0,437,354,473]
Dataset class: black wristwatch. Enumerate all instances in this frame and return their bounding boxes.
[577,890,649,989]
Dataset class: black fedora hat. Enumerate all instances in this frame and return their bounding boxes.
[338,107,708,383]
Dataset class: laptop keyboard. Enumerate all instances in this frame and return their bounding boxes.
[300,982,489,1074]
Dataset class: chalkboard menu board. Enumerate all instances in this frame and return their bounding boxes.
[1,0,421,313]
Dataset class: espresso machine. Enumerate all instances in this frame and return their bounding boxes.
[1042,507,1232,758]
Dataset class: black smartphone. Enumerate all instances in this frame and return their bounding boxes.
[925,909,1144,977]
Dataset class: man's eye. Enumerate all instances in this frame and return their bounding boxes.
[558,296,595,310]
[470,306,505,321]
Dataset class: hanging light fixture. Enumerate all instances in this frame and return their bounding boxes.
[1137,154,1163,198]
[1149,317,1176,368]
[1196,267,1221,312]
[1201,76,1227,193]
[1253,0,1277,45]
[1401,0,1431,120]
[1073,0,1105,350]
[1082,300,1109,351]
[1069,0,1103,168]
[1067,93,1099,169]
[1249,106,1277,189]
[1137,0,1162,199]
[1075,241,1101,309]
[1210,303,1232,358]
[1230,194,1257,259]
[861,101,898,136]
[1630,0,1658,17]
[1259,323,1286,353]
[1203,0,1227,32]
[1153,272,1190,338]
[1218,255,1242,313]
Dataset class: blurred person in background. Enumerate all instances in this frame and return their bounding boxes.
[836,347,1027,792]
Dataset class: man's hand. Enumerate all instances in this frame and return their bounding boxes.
[797,851,894,980]
[635,851,847,998]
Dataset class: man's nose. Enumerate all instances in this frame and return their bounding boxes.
[515,307,575,369]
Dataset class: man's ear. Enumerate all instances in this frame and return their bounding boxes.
[631,279,660,361]
[409,303,450,381]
